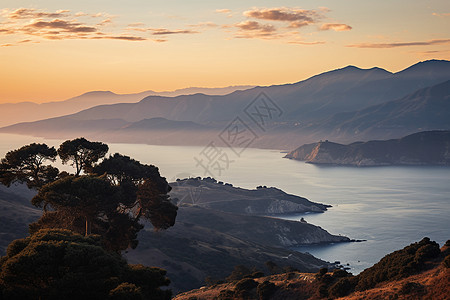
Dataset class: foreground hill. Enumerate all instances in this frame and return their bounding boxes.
[169,178,330,214]
[127,205,348,293]
[285,131,450,166]
[0,181,349,293]
[0,184,39,255]
[175,238,450,299]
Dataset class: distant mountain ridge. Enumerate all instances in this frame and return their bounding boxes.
[285,130,450,166]
[1,60,449,149]
[0,85,254,127]
[52,60,449,125]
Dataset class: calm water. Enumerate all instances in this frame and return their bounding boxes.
[1,133,449,274]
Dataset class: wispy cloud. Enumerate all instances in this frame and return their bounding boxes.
[347,39,450,48]
[150,28,199,35]
[216,9,231,14]
[432,12,450,17]
[0,7,199,45]
[320,23,352,31]
[24,19,97,33]
[188,22,218,29]
[223,6,344,44]
[233,20,277,39]
[5,8,70,19]
[244,7,322,24]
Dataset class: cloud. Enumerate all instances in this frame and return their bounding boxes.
[347,39,450,48]
[432,12,450,17]
[216,9,231,14]
[235,20,275,32]
[128,22,145,27]
[244,7,322,23]
[0,7,199,43]
[320,23,352,31]
[188,22,218,28]
[288,21,311,28]
[150,28,199,35]
[288,40,325,45]
[25,19,97,33]
[223,6,344,44]
[5,8,69,19]
[232,20,278,39]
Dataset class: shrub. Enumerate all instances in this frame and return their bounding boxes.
[332,269,350,278]
[443,255,450,268]
[109,283,144,300]
[257,281,278,300]
[356,237,440,291]
[235,278,258,292]
[400,281,425,296]
[328,278,354,298]
[217,289,234,300]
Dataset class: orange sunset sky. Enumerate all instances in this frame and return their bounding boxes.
[0,0,449,103]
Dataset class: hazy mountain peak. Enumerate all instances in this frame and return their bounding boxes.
[79,91,117,96]
[395,59,450,76]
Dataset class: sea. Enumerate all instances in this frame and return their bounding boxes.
[1,133,449,274]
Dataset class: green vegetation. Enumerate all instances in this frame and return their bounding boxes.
[0,138,178,298]
[310,237,443,299]
[355,237,440,291]
[1,138,177,252]
[0,143,58,188]
[0,229,171,300]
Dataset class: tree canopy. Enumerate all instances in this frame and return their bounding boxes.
[0,229,171,300]
[58,137,108,176]
[0,138,178,251]
[0,143,58,188]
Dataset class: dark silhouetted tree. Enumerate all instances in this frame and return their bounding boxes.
[0,229,171,300]
[93,153,177,231]
[30,174,177,251]
[0,140,177,252]
[58,137,108,176]
[0,143,58,188]
[31,175,119,236]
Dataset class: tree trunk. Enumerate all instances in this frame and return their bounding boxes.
[85,217,92,236]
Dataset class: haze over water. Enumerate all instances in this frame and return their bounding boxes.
[1,133,449,274]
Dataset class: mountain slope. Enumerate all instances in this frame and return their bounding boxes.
[313,80,450,141]
[169,178,330,214]
[285,130,450,166]
[0,86,254,127]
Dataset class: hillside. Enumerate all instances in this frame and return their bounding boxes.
[169,178,330,214]
[0,181,350,293]
[285,130,450,166]
[0,184,39,255]
[174,238,450,299]
[312,80,450,142]
[126,205,347,293]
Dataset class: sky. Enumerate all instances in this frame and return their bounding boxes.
[0,0,449,103]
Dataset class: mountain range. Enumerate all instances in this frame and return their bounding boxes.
[0,85,254,127]
[1,60,449,149]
